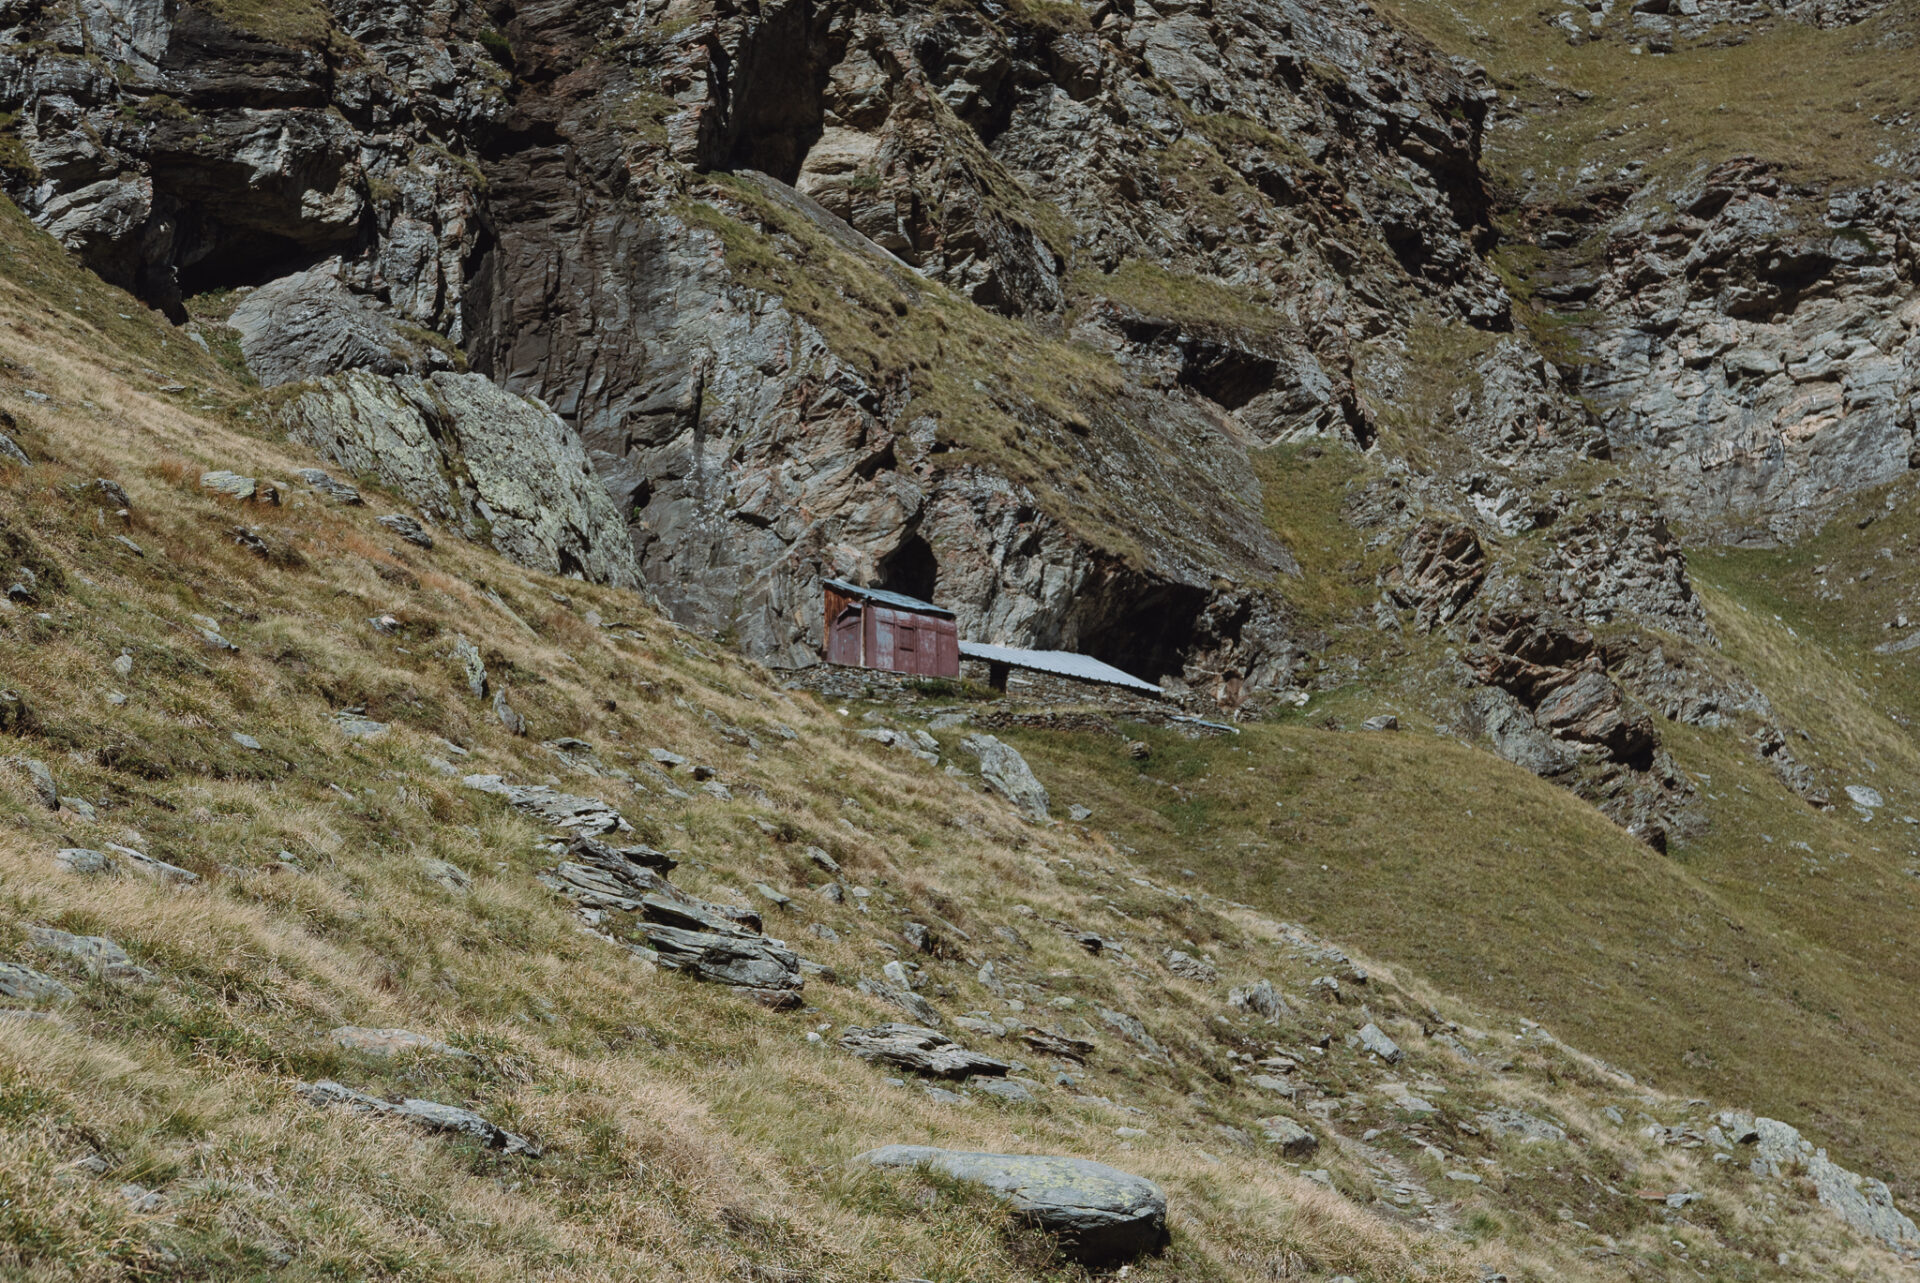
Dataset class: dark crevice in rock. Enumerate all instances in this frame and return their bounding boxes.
[878,533,940,603]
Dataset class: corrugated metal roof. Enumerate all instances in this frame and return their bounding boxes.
[958,641,1163,695]
[821,579,956,618]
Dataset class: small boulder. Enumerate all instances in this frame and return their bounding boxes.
[1258,1115,1319,1158]
[200,471,277,504]
[1476,1106,1567,1143]
[856,1146,1168,1264]
[971,1076,1036,1103]
[54,847,114,875]
[857,977,943,1028]
[378,513,434,549]
[1361,714,1399,732]
[0,962,74,1004]
[26,927,152,982]
[961,734,1050,822]
[1163,949,1217,984]
[297,468,362,505]
[333,709,390,740]
[9,756,57,808]
[1847,784,1885,810]
[1228,979,1289,1021]
[418,858,473,891]
[451,634,488,698]
[1356,1021,1403,1064]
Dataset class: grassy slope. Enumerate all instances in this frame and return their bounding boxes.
[1001,664,1920,1197]
[1374,0,1920,195]
[998,463,1920,1201]
[0,195,1908,1281]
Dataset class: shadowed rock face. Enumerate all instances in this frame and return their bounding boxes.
[1534,160,1920,544]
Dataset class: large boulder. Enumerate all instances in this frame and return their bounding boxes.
[960,734,1049,822]
[276,371,640,587]
[231,268,441,388]
[856,1146,1168,1263]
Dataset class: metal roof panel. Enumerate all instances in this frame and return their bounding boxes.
[820,579,956,618]
[958,641,1163,694]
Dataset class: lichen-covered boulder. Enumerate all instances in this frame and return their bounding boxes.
[276,370,638,588]
[856,1146,1167,1263]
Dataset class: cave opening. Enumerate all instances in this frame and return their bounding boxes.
[1078,581,1212,683]
[1178,344,1280,412]
[879,535,939,604]
[174,230,329,298]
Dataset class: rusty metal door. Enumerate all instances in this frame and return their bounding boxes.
[828,604,864,666]
[929,617,959,678]
[868,607,895,671]
[894,613,923,673]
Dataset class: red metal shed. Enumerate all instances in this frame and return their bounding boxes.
[821,579,960,678]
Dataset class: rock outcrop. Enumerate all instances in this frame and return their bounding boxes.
[838,1024,1011,1079]
[0,0,1526,699]
[1461,607,1702,849]
[1734,1113,1920,1255]
[278,372,640,587]
[298,1080,541,1156]
[1535,159,1920,543]
[534,826,803,1007]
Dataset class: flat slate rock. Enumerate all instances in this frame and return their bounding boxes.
[55,844,199,883]
[0,961,73,1004]
[464,775,629,835]
[858,1146,1168,1263]
[639,922,803,1005]
[200,470,274,503]
[297,468,362,505]
[297,1079,539,1156]
[26,926,153,981]
[333,710,391,740]
[839,1024,1011,1080]
[857,977,944,1029]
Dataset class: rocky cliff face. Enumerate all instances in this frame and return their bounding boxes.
[1535,159,1920,543]
[0,0,1517,700]
[4,0,1918,823]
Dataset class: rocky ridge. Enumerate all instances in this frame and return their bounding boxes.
[0,0,1668,705]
